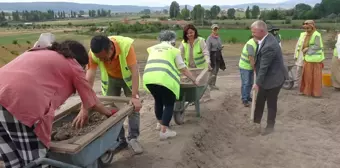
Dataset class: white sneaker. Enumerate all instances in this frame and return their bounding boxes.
[155,123,161,131]
[159,128,177,140]
[128,139,143,154]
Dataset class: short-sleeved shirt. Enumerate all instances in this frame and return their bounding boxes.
[88,38,137,79]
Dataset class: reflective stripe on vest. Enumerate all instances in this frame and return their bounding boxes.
[304,31,325,63]
[143,42,181,99]
[239,39,257,70]
[182,37,208,68]
[91,36,134,96]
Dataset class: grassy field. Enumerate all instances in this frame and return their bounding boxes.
[123,29,303,43]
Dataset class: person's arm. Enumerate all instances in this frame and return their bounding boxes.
[174,54,196,83]
[86,51,98,88]
[206,36,212,52]
[178,42,185,59]
[306,35,322,55]
[246,44,256,72]
[200,39,210,64]
[71,62,111,117]
[336,34,340,59]
[256,47,275,87]
[126,45,139,98]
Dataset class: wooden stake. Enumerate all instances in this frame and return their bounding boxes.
[250,74,257,121]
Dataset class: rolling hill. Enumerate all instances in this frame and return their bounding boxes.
[0,0,321,13]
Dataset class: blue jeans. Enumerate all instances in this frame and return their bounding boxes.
[240,68,254,102]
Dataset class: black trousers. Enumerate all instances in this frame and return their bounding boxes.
[254,85,282,128]
[146,84,176,127]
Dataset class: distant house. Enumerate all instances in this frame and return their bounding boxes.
[24,22,33,25]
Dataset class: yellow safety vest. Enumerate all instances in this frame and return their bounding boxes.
[334,34,339,57]
[181,37,208,68]
[143,42,181,99]
[90,36,133,96]
[239,38,257,70]
[304,31,325,63]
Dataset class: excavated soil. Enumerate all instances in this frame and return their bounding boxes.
[51,112,108,141]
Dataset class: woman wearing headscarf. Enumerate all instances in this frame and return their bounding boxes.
[331,32,340,89]
[143,30,198,140]
[179,24,211,102]
[0,33,116,167]
[299,20,325,97]
[206,24,226,90]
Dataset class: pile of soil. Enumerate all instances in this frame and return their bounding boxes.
[51,112,108,141]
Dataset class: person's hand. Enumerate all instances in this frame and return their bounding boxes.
[131,98,142,112]
[252,84,259,92]
[208,63,212,71]
[72,109,89,129]
[302,47,308,54]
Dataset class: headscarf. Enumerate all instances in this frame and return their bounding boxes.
[302,20,316,50]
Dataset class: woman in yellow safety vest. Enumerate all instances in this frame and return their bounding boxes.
[299,20,325,97]
[143,30,198,140]
[331,33,340,89]
[179,24,211,103]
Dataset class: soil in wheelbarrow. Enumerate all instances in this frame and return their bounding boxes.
[51,112,108,141]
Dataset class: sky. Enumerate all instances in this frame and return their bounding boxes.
[0,0,288,7]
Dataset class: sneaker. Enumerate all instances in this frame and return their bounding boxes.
[128,138,143,154]
[155,123,161,131]
[248,97,252,102]
[160,128,177,140]
[242,100,250,107]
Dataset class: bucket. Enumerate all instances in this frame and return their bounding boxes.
[322,73,332,87]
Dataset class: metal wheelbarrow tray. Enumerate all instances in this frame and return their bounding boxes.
[25,96,134,168]
[173,68,212,125]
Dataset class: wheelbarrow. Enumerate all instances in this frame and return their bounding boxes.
[282,64,297,90]
[173,68,212,125]
[24,96,134,168]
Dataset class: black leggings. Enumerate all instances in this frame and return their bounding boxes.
[146,84,176,127]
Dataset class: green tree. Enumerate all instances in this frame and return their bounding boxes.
[191,4,205,24]
[227,8,236,19]
[210,5,221,19]
[169,1,180,18]
[181,5,190,19]
[245,6,251,19]
[251,5,260,19]
[205,9,211,19]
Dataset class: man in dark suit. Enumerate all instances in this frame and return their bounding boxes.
[251,20,288,136]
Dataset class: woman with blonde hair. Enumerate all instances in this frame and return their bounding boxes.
[299,20,325,97]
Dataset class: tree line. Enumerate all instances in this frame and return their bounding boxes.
[168,0,340,21]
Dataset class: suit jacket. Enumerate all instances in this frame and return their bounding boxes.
[255,34,288,89]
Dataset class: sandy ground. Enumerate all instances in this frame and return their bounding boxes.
[105,52,340,168]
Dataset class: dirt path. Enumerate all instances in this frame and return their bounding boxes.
[107,54,340,168]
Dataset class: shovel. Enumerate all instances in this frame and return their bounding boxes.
[250,74,257,121]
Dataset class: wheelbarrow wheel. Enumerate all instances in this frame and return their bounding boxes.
[98,151,114,167]
[174,110,185,125]
[282,78,294,90]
